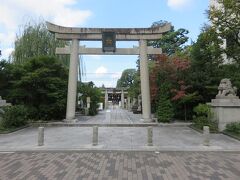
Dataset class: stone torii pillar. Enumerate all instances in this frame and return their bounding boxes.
[104,89,108,110]
[139,39,151,122]
[121,90,125,109]
[65,39,79,122]
[127,96,131,111]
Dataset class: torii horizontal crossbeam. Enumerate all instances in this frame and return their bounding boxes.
[56,46,162,55]
[46,22,171,41]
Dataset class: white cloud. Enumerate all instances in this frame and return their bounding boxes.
[53,9,92,27]
[95,66,107,77]
[0,0,92,59]
[103,81,115,88]
[13,0,92,26]
[167,0,192,10]
[1,48,14,59]
[111,72,122,79]
[0,4,18,30]
[0,32,16,45]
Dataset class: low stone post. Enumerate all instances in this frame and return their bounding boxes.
[106,110,111,121]
[203,126,210,146]
[85,107,89,116]
[38,127,44,146]
[92,126,98,146]
[147,126,153,146]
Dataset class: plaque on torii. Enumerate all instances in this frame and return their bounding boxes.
[102,32,116,52]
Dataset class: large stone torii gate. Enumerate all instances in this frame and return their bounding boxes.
[47,22,171,123]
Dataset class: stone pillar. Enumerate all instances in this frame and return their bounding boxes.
[139,39,151,122]
[127,96,131,111]
[121,90,124,109]
[203,126,210,146]
[38,127,44,146]
[106,109,111,121]
[65,39,79,122]
[105,89,108,110]
[85,97,90,116]
[147,126,153,146]
[87,97,91,109]
[92,126,98,146]
[129,98,132,111]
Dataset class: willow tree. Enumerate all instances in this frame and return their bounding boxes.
[13,21,69,66]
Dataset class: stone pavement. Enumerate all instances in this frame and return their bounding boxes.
[76,108,143,124]
[1,108,240,179]
[1,108,240,151]
[0,151,239,180]
[1,126,240,151]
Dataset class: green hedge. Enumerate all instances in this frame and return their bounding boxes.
[192,104,218,132]
[225,122,240,134]
[0,105,28,128]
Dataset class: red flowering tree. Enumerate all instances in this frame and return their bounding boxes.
[149,54,196,120]
[150,55,190,102]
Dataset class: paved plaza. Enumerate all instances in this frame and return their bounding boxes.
[0,108,240,179]
[0,151,239,180]
[77,107,144,124]
[0,108,240,151]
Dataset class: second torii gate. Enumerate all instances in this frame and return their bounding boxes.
[46,22,171,123]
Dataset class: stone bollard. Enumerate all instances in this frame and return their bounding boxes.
[147,126,153,146]
[92,126,98,146]
[203,126,210,146]
[106,110,111,121]
[85,108,89,116]
[38,127,44,146]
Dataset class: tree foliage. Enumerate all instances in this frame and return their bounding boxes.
[0,60,25,99]
[150,55,190,101]
[127,71,141,99]
[0,56,68,120]
[13,21,69,66]
[149,21,189,56]
[156,72,174,123]
[78,82,102,116]
[149,54,194,119]
[190,26,223,102]
[1,105,28,128]
[128,21,189,100]
[209,0,240,62]
[192,104,218,132]
[116,69,137,88]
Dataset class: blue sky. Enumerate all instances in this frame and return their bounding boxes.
[0,0,210,87]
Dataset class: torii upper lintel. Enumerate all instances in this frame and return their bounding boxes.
[46,21,171,41]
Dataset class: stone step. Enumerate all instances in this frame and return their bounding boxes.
[31,123,159,127]
[31,122,191,127]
